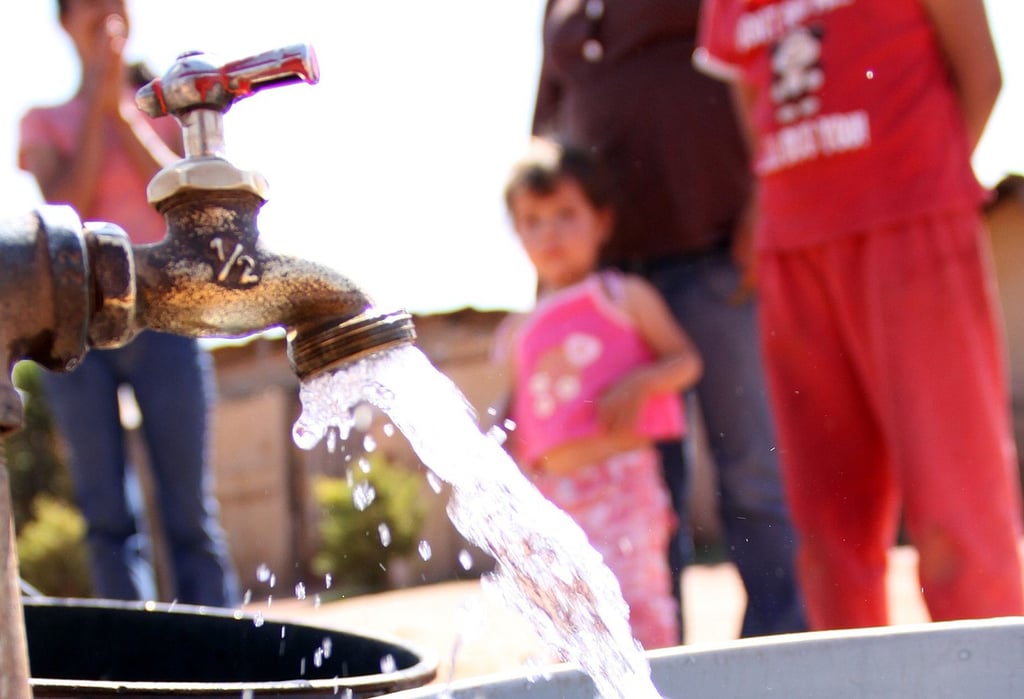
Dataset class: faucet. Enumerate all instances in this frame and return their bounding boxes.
[133,44,416,378]
[0,44,416,693]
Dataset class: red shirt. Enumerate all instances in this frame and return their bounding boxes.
[696,0,986,250]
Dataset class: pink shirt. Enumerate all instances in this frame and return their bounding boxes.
[695,0,986,250]
[510,273,686,466]
[19,94,178,245]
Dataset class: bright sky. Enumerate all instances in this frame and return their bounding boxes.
[1,1,1021,316]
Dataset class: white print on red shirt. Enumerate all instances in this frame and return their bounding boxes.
[750,1,871,174]
[737,0,853,51]
[758,109,870,173]
[771,26,824,123]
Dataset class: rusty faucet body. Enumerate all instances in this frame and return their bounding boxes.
[2,43,416,435]
[133,44,416,377]
[0,44,415,693]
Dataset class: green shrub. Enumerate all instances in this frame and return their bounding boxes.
[5,362,73,532]
[312,454,427,593]
[16,495,92,598]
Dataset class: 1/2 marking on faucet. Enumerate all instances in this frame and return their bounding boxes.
[210,237,260,285]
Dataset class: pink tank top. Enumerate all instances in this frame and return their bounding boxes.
[511,272,686,466]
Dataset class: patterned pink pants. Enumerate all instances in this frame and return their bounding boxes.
[530,447,679,648]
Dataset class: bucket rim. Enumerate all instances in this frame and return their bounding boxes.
[24,595,439,695]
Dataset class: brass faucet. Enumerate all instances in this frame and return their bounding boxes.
[0,44,415,692]
[3,44,417,431]
[133,44,416,378]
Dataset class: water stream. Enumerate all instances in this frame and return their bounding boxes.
[292,345,664,699]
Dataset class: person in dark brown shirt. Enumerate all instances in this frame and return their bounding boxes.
[533,0,805,639]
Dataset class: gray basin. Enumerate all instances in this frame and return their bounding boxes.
[383,617,1024,698]
[24,596,437,697]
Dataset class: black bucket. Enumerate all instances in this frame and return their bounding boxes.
[23,597,437,697]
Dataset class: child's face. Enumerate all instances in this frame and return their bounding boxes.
[509,177,612,291]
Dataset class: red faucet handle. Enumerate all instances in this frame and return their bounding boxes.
[136,44,320,118]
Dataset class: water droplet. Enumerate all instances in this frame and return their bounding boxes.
[292,421,323,451]
[383,423,395,437]
[503,418,517,432]
[269,574,276,589]
[378,523,392,547]
[458,549,474,570]
[363,434,377,452]
[256,563,271,583]
[323,637,333,658]
[314,648,325,667]
[352,481,376,511]
[325,573,332,589]
[353,403,374,431]
[314,594,322,608]
[300,657,306,676]
[358,457,372,474]
[380,654,397,673]
[242,589,252,605]
[326,428,338,453]
[295,582,306,600]
[417,540,433,561]
[253,612,265,627]
[281,627,287,639]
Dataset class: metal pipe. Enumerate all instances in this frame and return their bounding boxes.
[0,459,31,698]
[0,206,135,694]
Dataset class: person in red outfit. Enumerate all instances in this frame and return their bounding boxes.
[696,0,1024,629]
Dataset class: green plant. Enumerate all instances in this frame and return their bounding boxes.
[16,495,92,598]
[4,362,74,533]
[312,454,427,593]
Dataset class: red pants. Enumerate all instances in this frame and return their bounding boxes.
[759,209,1024,630]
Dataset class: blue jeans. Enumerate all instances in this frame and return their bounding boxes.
[41,331,239,606]
[624,247,806,638]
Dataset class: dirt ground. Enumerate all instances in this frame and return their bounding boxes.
[258,546,930,685]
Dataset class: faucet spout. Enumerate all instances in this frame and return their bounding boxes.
[133,188,415,378]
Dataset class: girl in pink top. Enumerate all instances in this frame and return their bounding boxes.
[492,138,703,648]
